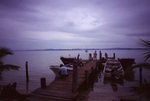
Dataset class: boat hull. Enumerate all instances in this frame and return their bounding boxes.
[103,59,124,80]
[60,57,76,65]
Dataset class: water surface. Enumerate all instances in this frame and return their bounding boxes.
[0,50,149,95]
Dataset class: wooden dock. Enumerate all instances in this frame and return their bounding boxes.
[24,60,99,101]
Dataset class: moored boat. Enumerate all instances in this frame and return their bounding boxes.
[103,59,124,80]
[85,50,88,52]
[60,56,82,65]
[60,56,76,65]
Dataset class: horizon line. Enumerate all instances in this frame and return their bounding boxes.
[14,47,149,51]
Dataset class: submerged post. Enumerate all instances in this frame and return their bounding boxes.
[25,61,29,82]
[72,63,78,93]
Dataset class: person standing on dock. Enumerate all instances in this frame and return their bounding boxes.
[77,53,80,60]
[93,51,97,60]
[77,53,81,66]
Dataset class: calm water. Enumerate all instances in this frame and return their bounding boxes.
[0,50,150,95]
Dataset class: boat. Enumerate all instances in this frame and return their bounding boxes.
[60,56,82,65]
[60,56,76,65]
[50,63,73,78]
[103,59,124,80]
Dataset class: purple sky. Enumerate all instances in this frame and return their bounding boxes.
[0,0,150,50]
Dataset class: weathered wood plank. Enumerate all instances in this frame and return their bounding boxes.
[25,60,98,101]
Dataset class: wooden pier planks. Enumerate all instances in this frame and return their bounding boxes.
[24,60,97,101]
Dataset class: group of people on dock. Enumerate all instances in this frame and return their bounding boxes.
[59,51,98,77]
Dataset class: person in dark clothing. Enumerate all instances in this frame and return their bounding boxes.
[111,66,118,80]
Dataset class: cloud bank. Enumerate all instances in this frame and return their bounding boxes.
[0,0,150,49]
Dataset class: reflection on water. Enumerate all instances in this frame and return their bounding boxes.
[26,81,29,94]
[99,71,124,92]
[103,76,124,93]
[77,70,143,101]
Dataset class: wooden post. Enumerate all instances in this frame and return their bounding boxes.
[139,66,142,86]
[99,51,102,60]
[25,61,29,82]
[99,61,103,72]
[26,80,29,93]
[113,53,115,59]
[85,70,89,88]
[89,53,92,60]
[91,67,94,81]
[72,63,78,93]
[105,53,108,60]
[41,78,46,89]
[91,67,94,71]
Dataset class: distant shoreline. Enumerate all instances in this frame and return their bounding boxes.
[14,48,149,52]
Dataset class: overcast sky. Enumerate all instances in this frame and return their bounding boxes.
[0,0,150,50]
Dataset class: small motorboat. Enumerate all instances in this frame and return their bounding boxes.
[103,59,124,80]
[50,63,73,78]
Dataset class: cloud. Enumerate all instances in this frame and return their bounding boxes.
[0,0,150,49]
[21,30,94,43]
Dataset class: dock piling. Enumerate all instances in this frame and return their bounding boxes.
[85,70,89,88]
[99,51,102,60]
[90,67,94,84]
[139,66,142,86]
[113,53,116,59]
[25,61,29,82]
[72,63,78,93]
[105,53,108,60]
[41,78,46,89]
